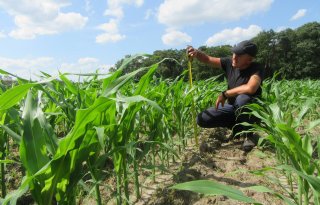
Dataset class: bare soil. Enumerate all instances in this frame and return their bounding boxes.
[132,128,286,205]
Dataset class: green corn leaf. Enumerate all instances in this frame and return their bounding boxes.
[1,177,29,205]
[277,165,320,192]
[318,136,320,161]
[0,77,56,111]
[56,129,99,202]
[302,135,313,158]
[248,167,275,176]
[111,95,164,114]
[101,67,146,97]
[150,141,179,159]
[19,91,52,204]
[20,91,50,175]
[2,158,51,205]
[0,69,29,83]
[245,186,296,205]
[94,126,106,149]
[59,74,79,95]
[170,180,259,204]
[62,72,111,77]
[134,62,158,95]
[102,69,123,93]
[306,119,320,131]
[39,71,52,78]
[244,185,273,193]
[118,54,149,71]
[0,159,16,164]
[101,54,149,93]
[0,124,21,142]
[270,103,282,122]
[41,97,113,204]
[0,84,35,111]
[294,98,314,127]
[277,124,311,161]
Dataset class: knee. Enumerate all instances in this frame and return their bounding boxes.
[196,110,218,128]
[234,94,253,108]
[196,112,208,128]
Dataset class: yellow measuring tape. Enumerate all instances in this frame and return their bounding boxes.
[187,55,199,147]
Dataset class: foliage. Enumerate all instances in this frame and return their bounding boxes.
[110,22,320,80]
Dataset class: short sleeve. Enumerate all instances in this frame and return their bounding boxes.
[220,57,232,72]
[252,63,265,81]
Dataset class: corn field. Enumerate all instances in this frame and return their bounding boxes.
[0,57,319,205]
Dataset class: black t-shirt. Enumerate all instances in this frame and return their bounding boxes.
[220,57,264,103]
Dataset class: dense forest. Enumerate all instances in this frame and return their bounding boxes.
[111,22,320,80]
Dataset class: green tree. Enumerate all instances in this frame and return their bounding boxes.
[295,22,320,78]
[253,30,278,78]
[193,45,231,80]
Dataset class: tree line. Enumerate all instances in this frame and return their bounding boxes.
[112,22,320,80]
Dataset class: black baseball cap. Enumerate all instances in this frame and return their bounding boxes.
[232,40,258,57]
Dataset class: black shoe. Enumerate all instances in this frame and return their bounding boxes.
[242,135,258,152]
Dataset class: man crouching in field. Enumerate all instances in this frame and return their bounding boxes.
[187,40,264,152]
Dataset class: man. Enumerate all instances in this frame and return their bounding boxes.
[187,40,264,152]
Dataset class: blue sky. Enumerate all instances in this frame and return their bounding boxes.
[0,0,319,79]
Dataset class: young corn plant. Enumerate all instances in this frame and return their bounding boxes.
[242,79,320,205]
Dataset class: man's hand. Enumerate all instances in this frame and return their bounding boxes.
[215,94,227,110]
[187,46,198,59]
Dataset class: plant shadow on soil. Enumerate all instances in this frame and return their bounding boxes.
[136,128,285,205]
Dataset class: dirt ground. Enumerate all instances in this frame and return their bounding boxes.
[132,128,286,205]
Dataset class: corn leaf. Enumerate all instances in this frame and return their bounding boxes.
[306,119,320,131]
[277,165,320,192]
[134,62,158,95]
[102,67,146,97]
[0,77,56,111]
[41,97,113,203]
[0,124,21,142]
[170,180,259,204]
[20,91,50,175]
[0,84,34,111]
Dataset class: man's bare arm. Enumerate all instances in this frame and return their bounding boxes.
[225,74,262,97]
[187,46,221,68]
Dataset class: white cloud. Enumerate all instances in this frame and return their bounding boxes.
[0,0,88,39]
[290,9,307,21]
[78,57,99,65]
[0,31,6,38]
[0,56,55,79]
[104,7,124,19]
[97,20,119,33]
[162,30,192,46]
[205,25,262,46]
[157,0,273,28]
[0,56,110,80]
[60,57,111,74]
[95,19,126,43]
[275,26,287,32]
[96,32,126,43]
[96,0,144,44]
[104,0,144,19]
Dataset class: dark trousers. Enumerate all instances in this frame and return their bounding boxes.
[196,94,255,137]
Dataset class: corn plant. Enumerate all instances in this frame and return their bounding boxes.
[241,79,320,205]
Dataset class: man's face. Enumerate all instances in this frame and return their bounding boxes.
[232,53,253,69]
